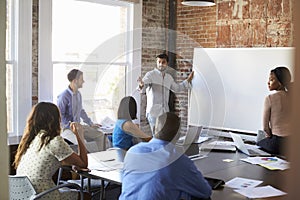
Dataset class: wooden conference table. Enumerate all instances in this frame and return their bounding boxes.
[81,144,288,200]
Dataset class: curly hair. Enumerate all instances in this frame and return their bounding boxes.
[13,102,62,168]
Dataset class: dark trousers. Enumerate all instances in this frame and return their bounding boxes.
[257,135,287,156]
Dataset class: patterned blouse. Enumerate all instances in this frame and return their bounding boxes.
[17,131,78,200]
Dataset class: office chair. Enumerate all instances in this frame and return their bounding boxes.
[9,175,83,200]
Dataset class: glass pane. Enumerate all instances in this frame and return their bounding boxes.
[52,0,127,63]
[6,64,13,133]
[6,0,13,133]
[6,0,12,61]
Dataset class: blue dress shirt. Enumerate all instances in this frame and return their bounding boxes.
[57,86,93,129]
[120,138,212,200]
[112,119,133,150]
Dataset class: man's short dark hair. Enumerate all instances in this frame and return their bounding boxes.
[67,69,83,82]
[154,112,180,142]
[156,53,169,63]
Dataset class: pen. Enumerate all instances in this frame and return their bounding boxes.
[191,156,205,161]
[101,159,115,162]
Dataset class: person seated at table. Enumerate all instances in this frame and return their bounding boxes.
[13,102,88,200]
[119,112,212,200]
[112,96,152,150]
[257,66,292,155]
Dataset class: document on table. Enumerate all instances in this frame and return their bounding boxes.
[88,158,123,171]
[225,177,263,189]
[194,136,211,144]
[208,140,235,146]
[240,156,289,170]
[234,185,287,198]
[88,151,124,171]
[99,116,115,132]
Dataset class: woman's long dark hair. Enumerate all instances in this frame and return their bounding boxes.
[13,102,62,168]
[117,96,137,120]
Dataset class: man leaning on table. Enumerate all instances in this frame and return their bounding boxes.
[57,69,105,152]
[120,112,212,200]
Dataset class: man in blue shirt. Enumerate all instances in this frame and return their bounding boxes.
[120,112,212,200]
[57,69,105,152]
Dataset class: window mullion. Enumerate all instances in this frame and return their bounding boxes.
[14,0,32,137]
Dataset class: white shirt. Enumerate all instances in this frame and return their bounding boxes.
[140,68,190,116]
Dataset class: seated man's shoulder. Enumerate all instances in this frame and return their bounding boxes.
[127,143,151,153]
[58,89,70,99]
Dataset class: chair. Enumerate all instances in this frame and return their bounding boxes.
[9,175,83,200]
[57,166,119,200]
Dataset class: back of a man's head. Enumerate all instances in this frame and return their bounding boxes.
[154,112,180,142]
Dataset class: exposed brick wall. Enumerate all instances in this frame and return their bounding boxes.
[140,0,168,134]
[32,0,39,105]
[175,1,217,133]
[216,0,293,47]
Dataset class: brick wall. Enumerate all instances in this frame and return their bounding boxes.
[140,0,168,133]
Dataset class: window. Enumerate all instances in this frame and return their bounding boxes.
[6,0,32,140]
[52,0,128,122]
[39,0,142,123]
[6,0,142,139]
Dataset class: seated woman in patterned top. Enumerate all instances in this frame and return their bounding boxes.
[14,102,88,200]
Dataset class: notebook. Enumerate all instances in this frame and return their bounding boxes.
[176,126,202,146]
[230,132,271,157]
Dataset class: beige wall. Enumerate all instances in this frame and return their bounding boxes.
[0,0,9,198]
[287,0,300,198]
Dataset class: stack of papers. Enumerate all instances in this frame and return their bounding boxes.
[240,156,289,170]
[226,177,263,189]
[234,185,287,198]
[99,117,115,132]
[88,150,123,171]
[226,177,287,198]
[208,141,235,146]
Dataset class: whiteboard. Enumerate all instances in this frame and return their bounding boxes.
[188,47,294,133]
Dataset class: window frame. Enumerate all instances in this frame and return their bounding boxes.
[38,0,142,121]
[6,0,32,142]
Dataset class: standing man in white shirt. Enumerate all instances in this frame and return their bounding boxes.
[137,53,194,135]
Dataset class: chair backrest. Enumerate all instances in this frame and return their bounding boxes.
[8,175,37,200]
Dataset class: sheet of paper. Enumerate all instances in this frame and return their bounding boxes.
[100,116,115,132]
[88,150,124,171]
[225,177,263,189]
[195,136,211,144]
[234,185,287,198]
[208,141,235,146]
[259,160,289,170]
[244,143,260,149]
[240,157,289,170]
[88,158,123,171]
